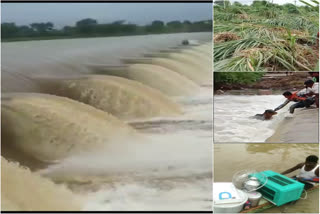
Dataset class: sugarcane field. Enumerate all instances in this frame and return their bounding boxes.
[213,0,319,72]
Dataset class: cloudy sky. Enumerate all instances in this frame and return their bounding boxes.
[1,3,212,29]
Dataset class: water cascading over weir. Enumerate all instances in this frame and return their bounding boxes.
[1,33,211,211]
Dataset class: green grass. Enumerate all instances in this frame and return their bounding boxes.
[214,72,265,84]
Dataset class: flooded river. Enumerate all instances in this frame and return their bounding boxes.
[214,95,291,142]
[1,33,212,211]
[214,143,319,213]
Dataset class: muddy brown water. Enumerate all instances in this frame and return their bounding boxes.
[214,143,319,213]
[1,33,212,211]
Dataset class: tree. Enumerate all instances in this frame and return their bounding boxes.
[75,18,98,34]
[2,17,212,41]
[284,3,300,13]
[111,20,125,25]
[17,25,34,37]
[1,23,19,38]
[166,21,184,32]
[252,0,268,7]
[145,20,165,33]
[214,0,231,8]
[121,23,138,34]
[151,20,165,31]
[151,20,164,28]
[167,21,183,28]
[233,1,242,6]
[63,26,76,35]
[30,22,54,34]
[76,18,98,27]
[189,20,212,32]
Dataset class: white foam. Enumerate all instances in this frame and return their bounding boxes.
[83,178,212,211]
[38,89,212,211]
[39,130,211,178]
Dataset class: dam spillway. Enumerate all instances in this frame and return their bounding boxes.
[1,32,213,211]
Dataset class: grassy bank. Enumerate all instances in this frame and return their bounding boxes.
[214,72,265,90]
[214,72,311,91]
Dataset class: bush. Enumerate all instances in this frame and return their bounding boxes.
[214,72,265,84]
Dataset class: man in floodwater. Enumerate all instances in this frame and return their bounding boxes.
[274,90,315,114]
[304,79,319,108]
[253,109,277,120]
[281,155,319,190]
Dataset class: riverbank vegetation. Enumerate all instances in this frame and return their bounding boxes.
[214,72,311,91]
[1,18,212,42]
[213,0,319,71]
[214,72,265,85]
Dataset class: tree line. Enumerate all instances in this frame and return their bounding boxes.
[214,0,319,13]
[1,18,212,41]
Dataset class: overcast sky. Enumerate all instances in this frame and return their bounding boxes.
[1,3,212,29]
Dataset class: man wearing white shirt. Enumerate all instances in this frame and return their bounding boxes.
[305,79,319,108]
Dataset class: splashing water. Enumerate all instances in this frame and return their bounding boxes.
[214,95,290,142]
[38,88,213,211]
[1,33,212,211]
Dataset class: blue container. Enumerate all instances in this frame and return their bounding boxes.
[253,170,305,206]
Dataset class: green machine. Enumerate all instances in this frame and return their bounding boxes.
[254,170,305,206]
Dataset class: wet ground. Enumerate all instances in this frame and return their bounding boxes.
[266,108,319,143]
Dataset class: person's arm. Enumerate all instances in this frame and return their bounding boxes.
[316,167,319,177]
[308,84,319,96]
[274,99,290,111]
[306,90,319,97]
[311,85,319,96]
[297,88,307,97]
[306,91,314,96]
[281,163,304,175]
[303,87,317,97]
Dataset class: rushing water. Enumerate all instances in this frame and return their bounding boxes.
[40,88,213,211]
[214,95,291,142]
[214,143,319,213]
[2,88,213,211]
[1,33,212,211]
[2,32,211,91]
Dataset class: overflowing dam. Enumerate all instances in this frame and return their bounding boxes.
[1,32,213,211]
